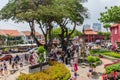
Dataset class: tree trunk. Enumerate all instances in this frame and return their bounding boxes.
[29,21,42,47]
[39,63,42,71]
[81,26,86,62]
[37,21,49,50]
[33,35,41,47]
[59,27,66,51]
[44,34,48,50]
[47,22,53,52]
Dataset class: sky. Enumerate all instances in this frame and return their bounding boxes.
[0,0,120,33]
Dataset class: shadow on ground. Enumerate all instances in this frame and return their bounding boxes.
[92,72,103,79]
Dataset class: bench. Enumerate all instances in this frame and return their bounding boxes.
[29,62,49,69]
[9,69,18,74]
[29,62,49,73]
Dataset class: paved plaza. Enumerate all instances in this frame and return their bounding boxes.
[69,58,113,80]
[0,56,114,80]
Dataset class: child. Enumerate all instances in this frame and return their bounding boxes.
[20,62,23,68]
[70,76,75,80]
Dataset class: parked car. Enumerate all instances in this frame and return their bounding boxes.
[0,55,13,61]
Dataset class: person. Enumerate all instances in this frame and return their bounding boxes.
[70,76,75,80]
[73,61,78,80]
[9,57,12,65]
[87,65,93,79]
[24,54,27,61]
[89,65,93,75]
[19,57,23,68]
[12,62,15,69]
[113,71,118,79]
[20,62,23,68]
[3,61,7,74]
[102,73,108,80]
[70,59,74,72]
[29,53,35,65]
[16,55,20,62]
[65,55,68,65]
[0,64,3,76]
[14,57,18,69]
[74,62,78,72]
[74,71,77,80]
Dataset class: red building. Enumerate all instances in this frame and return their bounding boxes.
[84,29,104,42]
[110,24,120,47]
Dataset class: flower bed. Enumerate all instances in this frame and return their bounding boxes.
[18,62,71,80]
[90,49,110,54]
[105,63,120,74]
[90,49,120,58]
[103,52,120,58]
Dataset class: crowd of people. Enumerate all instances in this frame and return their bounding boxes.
[48,41,86,80]
[0,54,28,78]
[0,39,116,80]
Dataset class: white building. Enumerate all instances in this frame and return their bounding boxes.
[21,31,44,44]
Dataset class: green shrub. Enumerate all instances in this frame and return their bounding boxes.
[18,62,71,80]
[96,61,101,65]
[90,49,120,58]
[92,63,96,68]
[38,46,46,53]
[95,57,100,61]
[90,49,100,54]
[105,63,120,74]
[103,52,120,58]
[87,56,101,66]
[90,49,110,54]
[87,56,100,63]
[87,56,96,63]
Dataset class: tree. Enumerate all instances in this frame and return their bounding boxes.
[0,0,88,52]
[55,0,88,51]
[37,46,47,71]
[103,23,111,32]
[99,6,120,23]
[104,32,111,40]
[98,32,110,40]
[51,27,83,39]
[0,0,43,46]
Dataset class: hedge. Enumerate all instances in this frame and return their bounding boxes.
[90,49,120,58]
[103,52,120,58]
[90,49,110,54]
[18,62,71,80]
[87,56,102,67]
[105,63,120,74]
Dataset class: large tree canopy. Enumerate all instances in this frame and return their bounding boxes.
[99,6,120,23]
[0,0,88,51]
[98,32,110,40]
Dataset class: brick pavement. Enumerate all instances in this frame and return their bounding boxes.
[68,58,113,80]
[0,58,114,80]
